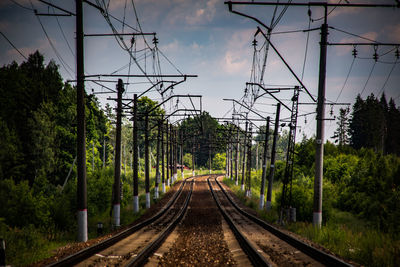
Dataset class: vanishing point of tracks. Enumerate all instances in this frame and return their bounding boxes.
[47,175,352,267]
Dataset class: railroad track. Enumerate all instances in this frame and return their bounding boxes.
[209,175,353,267]
[208,176,271,266]
[47,176,195,267]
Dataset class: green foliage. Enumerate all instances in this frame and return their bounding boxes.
[0,220,56,267]
[179,111,224,167]
[0,179,51,228]
[183,153,192,168]
[287,211,400,267]
[350,93,400,155]
[212,153,226,170]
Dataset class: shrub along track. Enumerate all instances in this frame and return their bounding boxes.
[45,176,195,267]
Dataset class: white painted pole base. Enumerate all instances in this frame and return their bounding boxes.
[192,171,195,176]
[145,192,150,209]
[133,196,139,213]
[290,207,296,222]
[162,182,166,193]
[245,189,252,197]
[235,180,238,186]
[259,194,264,210]
[155,186,159,199]
[181,171,184,179]
[113,204,120,227]
[167,178,170,187]
[240,184,245,191]
[173,173,177,183]
[266,201,272,211]
[313,212,322,228]
[78,209,88,242]
[209,169,211,174]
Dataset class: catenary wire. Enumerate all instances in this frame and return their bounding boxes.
[0,31,28,60]
[360,61,376,97]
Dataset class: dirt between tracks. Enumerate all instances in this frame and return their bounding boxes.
[158,177,236,266]
[30,181,183,267]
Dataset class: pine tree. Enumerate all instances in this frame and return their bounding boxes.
[386,98,400,155]
[332,107,350,147]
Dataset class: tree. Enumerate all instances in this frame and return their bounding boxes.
[179,111,224,167]
[350,94,386,153]
[332,107,350,147]
[386,98,400,156]
[212,153,226,170]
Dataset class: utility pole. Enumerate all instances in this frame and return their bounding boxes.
[241,121,248,191]
[173,128,178,182]
[266,103,280,211]
[259,116,270,210]
[161,117,166,193]
[76,0,87,242]
[225,143,229,177]
[314,11,328,228]
[230,142,233,179]
[192,140,195,176]
[166,122,170,186]
[245,126,252,197]
[256,142,259,171]
[144,114,150,209]
[235,126,239,185]
[113,79,124,227]
[133,94,139,213]
[180,130,184,179]
[170,124,174,183]
[209,134,212,174]
[155,119,161,199]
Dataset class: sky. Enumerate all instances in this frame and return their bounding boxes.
[1,0,400,142]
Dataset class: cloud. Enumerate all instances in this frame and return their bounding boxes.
[382,23,400,43]
[162,0,219,26]
[160,39,180,53]
[222,50,249,74]
[218,29,254,75]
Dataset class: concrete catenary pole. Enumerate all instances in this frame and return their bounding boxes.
[155,119,161,199]
[113,79,124,226]
[144,114,150,209]
[76,0,87,242]
[133,94,139,213]
[241,121,248,191]
[259,116,270,210]
[266,103,281,211]
[313,14,328,228]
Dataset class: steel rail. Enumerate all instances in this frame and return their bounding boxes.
[214,176,353,267]
[207,177,271,267]
[126,178,195,266]
[46,178,189,267]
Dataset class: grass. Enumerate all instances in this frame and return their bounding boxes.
[222,174,400,267]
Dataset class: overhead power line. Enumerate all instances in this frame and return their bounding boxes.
[0,31,28,60]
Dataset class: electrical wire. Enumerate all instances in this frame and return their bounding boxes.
[50,1,75,57]
[301,16,312,81]
[329,26,379,43]
[360,61,376,97]
[0,31,28,60]
[377,58,397,96]
[335,57,355,103]
[31,0,74,79]
[310,0,343,22]
[8,0,34,11]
